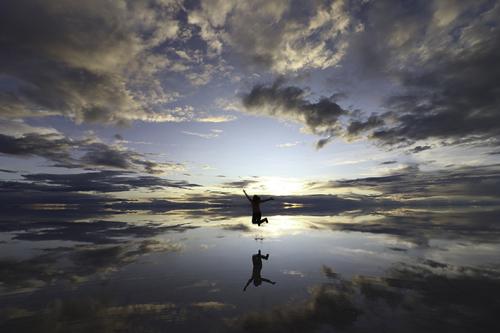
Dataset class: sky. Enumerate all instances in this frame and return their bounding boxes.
[1,0,500,212]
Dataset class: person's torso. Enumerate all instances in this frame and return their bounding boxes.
[251,201,261,213]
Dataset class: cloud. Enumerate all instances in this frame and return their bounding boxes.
[4,259,500,332]
[221,223,251,232]
[182,129,222,139]
[0,298,179,332]
[0,170,201,221]
[346,115,384,137]
[183,192,397,218]
[3,163,499,229]
[20,170,200,192]
[488,151,500,155]
[231,261,500,332]
[408,145,432,154]
[80,141,185,174]
[321,265,339,279]
[324,208,500,246]
[190,301,235,311]
[221,179,260,188]
[189,0,355,73]
[344,1,500,148]
[0,132,74,165]
[242,79,347,148]
[231,283,360,332]
[0,168,217,233]
[234,1,499,150]
[276,141,301,148]
[330,164,500,201]
[0,239,182,293]
[195,115,237,123]
[0,0,193,125]
[0,130,182,174]
[10,219,196,245]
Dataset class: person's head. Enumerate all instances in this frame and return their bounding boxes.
[253,195,260,201]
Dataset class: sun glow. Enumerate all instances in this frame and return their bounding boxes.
[259,177,305,195]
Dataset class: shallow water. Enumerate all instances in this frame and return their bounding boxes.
[1,209,500,332]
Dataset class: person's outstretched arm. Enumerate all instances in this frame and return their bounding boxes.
[261,278,276,285]
[261,198,274,203]
[243,189,252,202]
[243,278,253,291]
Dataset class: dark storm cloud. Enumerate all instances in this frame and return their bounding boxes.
[0,0,183,124]
[242,79,347,148]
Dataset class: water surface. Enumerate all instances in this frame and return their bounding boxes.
[1,209,499,332]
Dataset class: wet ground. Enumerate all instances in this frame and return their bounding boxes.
[1,208,500,332]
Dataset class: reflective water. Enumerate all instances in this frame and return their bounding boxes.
[1,209,500,332]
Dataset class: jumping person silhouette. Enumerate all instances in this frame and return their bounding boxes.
[243,250,276,291]
[243,189,273,226]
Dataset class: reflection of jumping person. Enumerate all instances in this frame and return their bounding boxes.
[243,189,273,226]
[243,250,276,291]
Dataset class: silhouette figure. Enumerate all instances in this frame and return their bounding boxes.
[243,189,273,226]
[243,250,276,291]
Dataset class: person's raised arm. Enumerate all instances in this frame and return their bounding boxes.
[243,189,252,202]
[261,197,274,203]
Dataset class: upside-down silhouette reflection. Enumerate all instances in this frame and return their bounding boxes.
[243,250,276,291]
